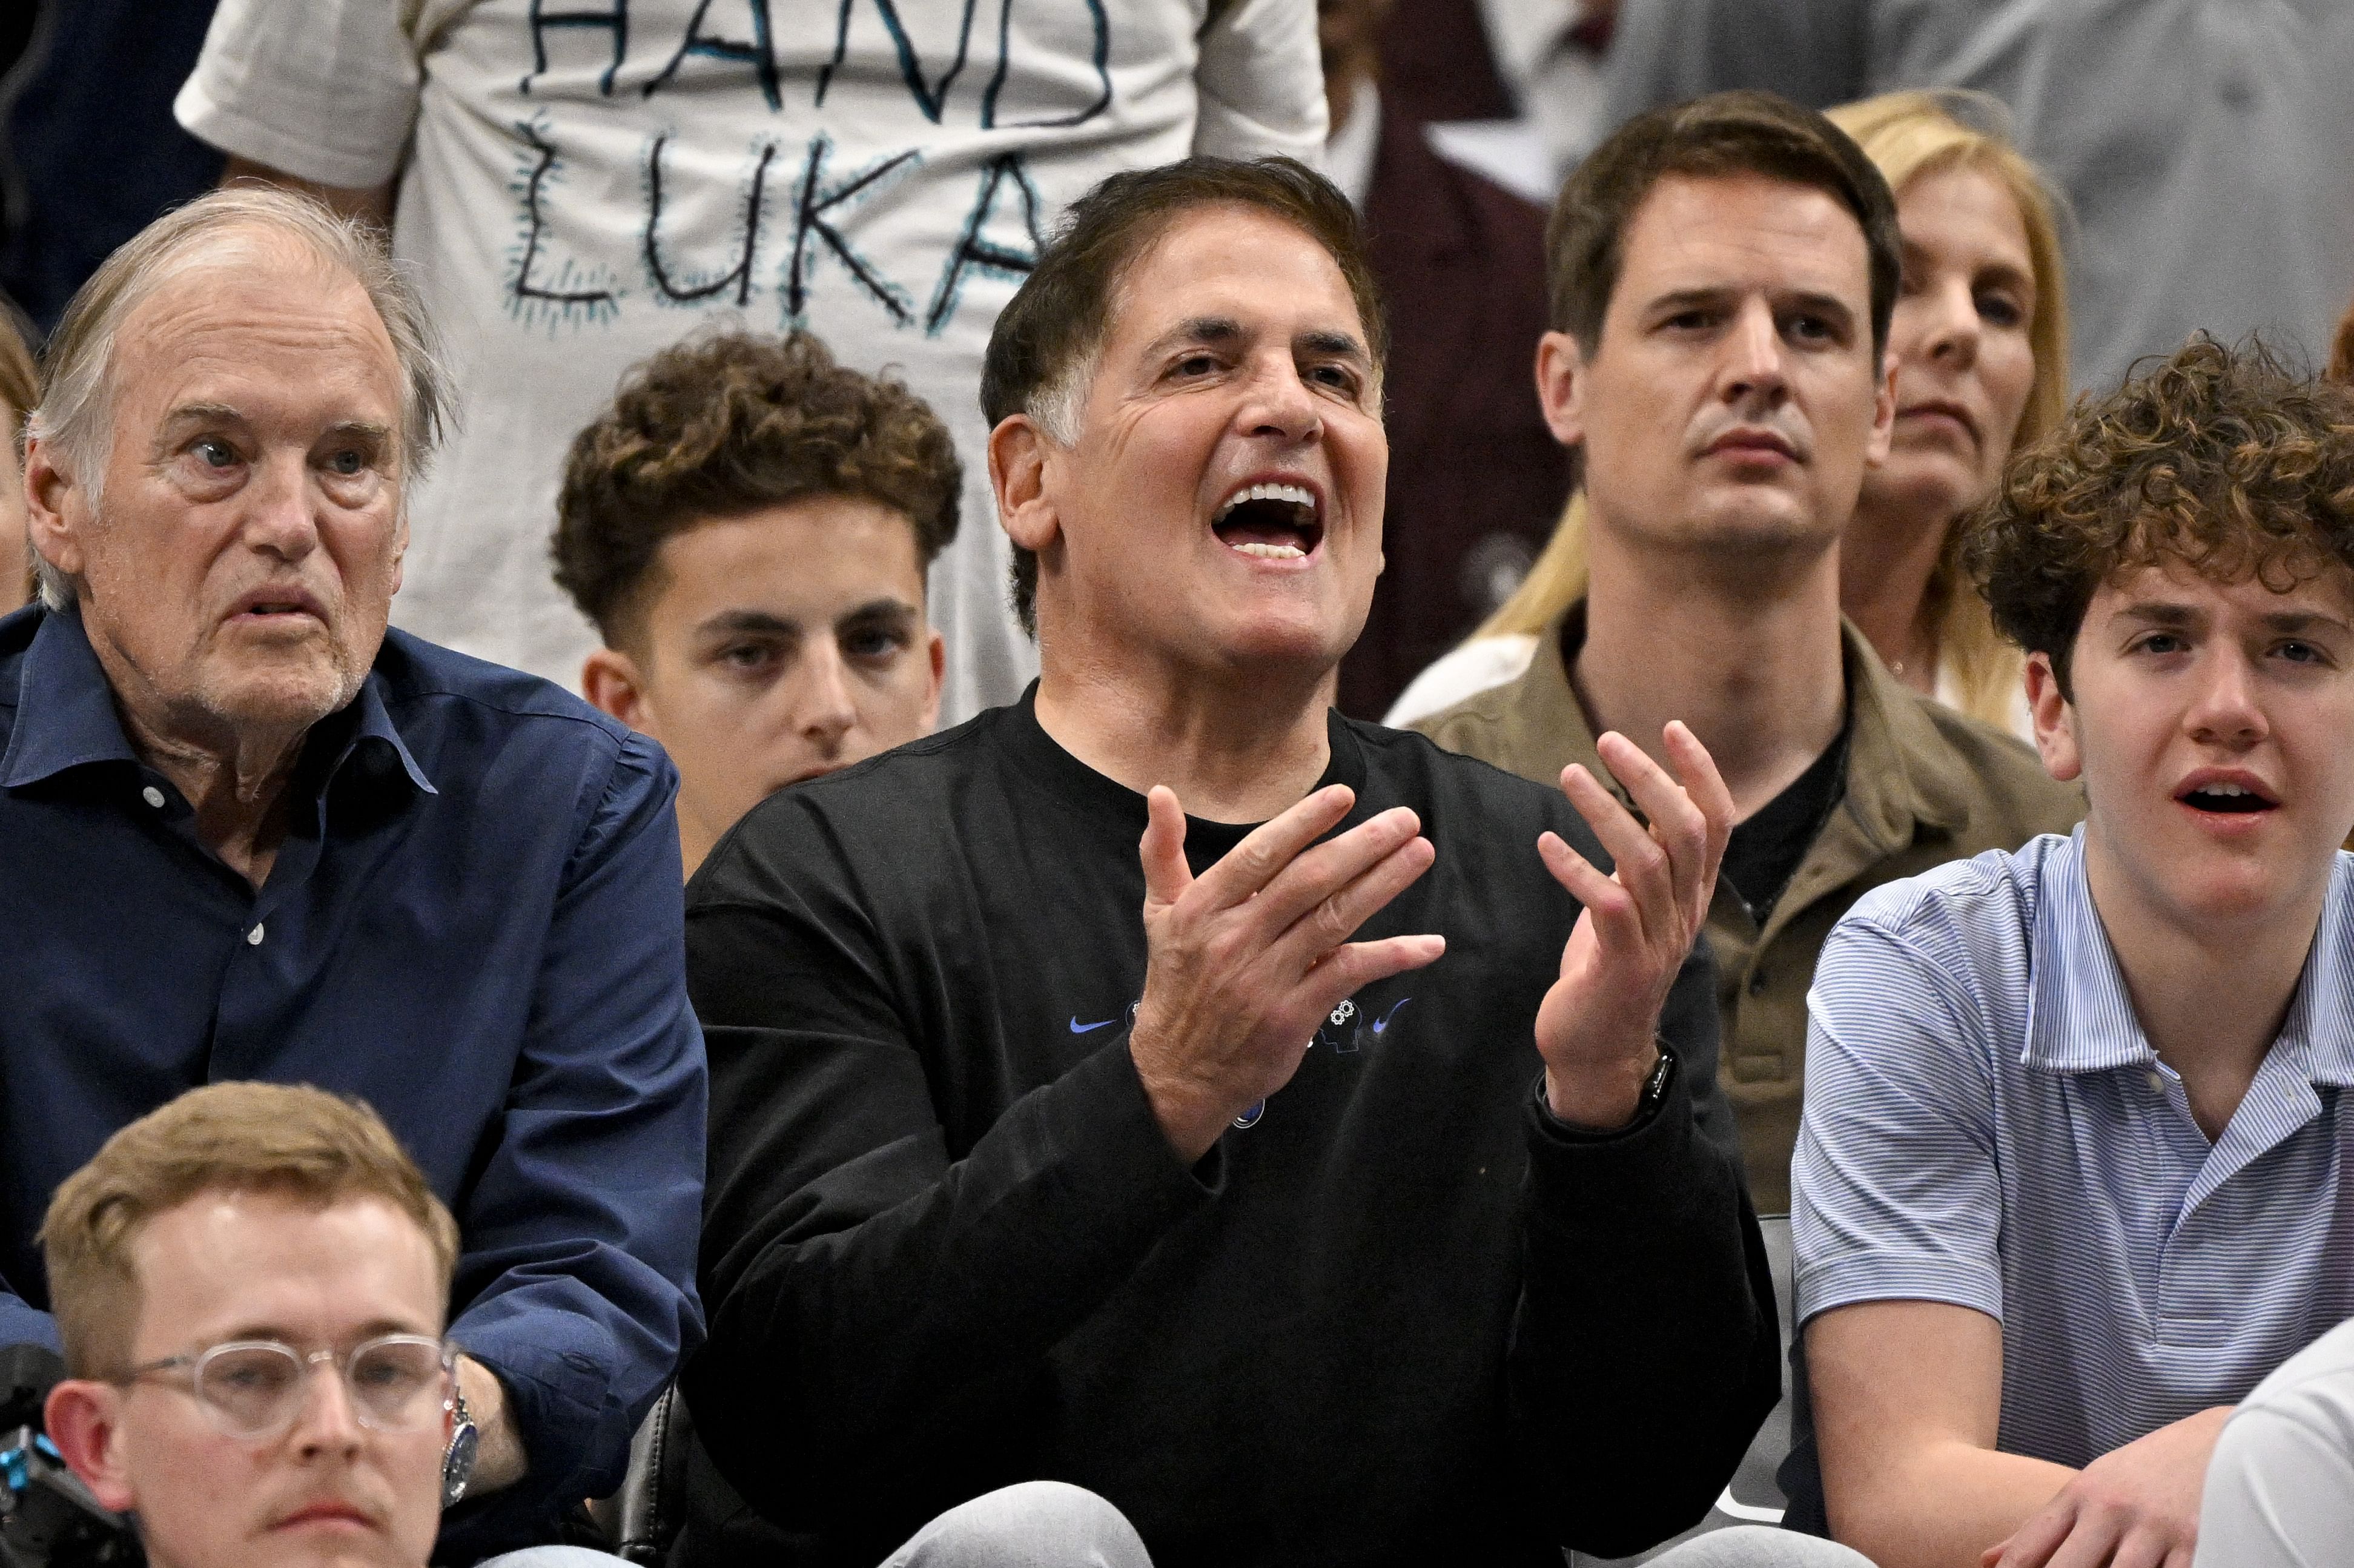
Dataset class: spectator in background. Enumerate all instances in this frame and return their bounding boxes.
[553,329,956,878]
[1372,0,1616,182]
[1320,0,1573,718]
[1792,336,2354,1568]
[1596,0,2354,400]
[39,1082,611,1568]
[0,0,226,334]
[174,0,1324,725]
[0,299,33,612]
[2,188,704,1563]
[1823,90,2068,738]
[1391,88,2074,742]
[1406,91,2080,1211]
[2197,1316,2354,1568]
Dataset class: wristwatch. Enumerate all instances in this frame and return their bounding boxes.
[442,1389,480,1509]
[1535,1041,1679,1139]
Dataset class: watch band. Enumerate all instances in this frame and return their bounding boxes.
[1535,1041,1679,1140]
[442,1389,480,1509]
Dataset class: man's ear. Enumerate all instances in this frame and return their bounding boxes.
[1863,346,1897,467]
[44,1380,136,1515]
[921,627,945,733]
[581,646,653,734]
[2024,650,2081,782]
[1533,331,1589,451]
[988,414,1060,557]
[389,503,411,597]
[22,435,88,584]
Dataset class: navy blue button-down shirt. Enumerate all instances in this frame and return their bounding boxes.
[0,604,707,1555]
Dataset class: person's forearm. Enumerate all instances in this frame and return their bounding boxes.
[1831,1440,2075,1568]
[457,1356,527,1494]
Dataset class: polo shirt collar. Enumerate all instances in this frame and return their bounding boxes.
[2025,827,2354,1088]
[2023,828,2151,1072]
[0,607,435,799]
[2273,855,2354,1089]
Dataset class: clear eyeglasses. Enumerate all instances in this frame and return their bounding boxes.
[119,1333,457,1440]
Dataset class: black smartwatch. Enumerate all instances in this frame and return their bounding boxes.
[1536,1041,1678,1139]
[442,1389,480,1508]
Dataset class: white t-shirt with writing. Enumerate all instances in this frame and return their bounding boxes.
[178,0,1324,718]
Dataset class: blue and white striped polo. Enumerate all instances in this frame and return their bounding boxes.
[1794,828,2354,1467]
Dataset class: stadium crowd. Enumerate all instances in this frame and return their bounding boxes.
[2,3,2353,1568]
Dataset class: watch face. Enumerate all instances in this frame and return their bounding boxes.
[442,1420,481,1509]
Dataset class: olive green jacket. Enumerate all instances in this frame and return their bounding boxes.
[1410,604,2085,1211]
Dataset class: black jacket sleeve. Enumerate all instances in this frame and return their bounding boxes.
[679,833,1215,1543]
[1506,938,1782,1558]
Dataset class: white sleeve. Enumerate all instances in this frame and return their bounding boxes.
[174,0,426,188]
[2195,1325,2354,1568]
[1190,0,1327,163]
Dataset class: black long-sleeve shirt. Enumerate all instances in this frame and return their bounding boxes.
[681,692,1777,1568]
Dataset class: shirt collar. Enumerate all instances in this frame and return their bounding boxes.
[1839,620,1975,848]
[1535,606,1952,837]
[332,664,438,799]
[2025,827,2354,1087]
[2023,828,2152,1073]
[2270,854,2354,1088]
[1,607,144,786]
[1,607,435,799]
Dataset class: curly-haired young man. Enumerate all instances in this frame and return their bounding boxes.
[554,330,960,875]
[1784,335,2354,1568]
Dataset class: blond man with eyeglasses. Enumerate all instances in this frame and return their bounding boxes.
[38,1082,615,1568]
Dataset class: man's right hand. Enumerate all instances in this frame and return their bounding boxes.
[1980,1406,2231,1568]
[1130,784,1444,1162]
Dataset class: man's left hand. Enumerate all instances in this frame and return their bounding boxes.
[1980,1406,2232,1568]
[1534,723,1731,1130]
[457,1355,529,1495]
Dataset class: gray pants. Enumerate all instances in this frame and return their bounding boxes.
[879,1482,1152,1568]
[1642,1526,1877,1567]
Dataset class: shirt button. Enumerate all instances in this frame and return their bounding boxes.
[2147,1071,2166,1093]
[141,786,166,809]
[1747,968,1769,996]
[247,924,265,947]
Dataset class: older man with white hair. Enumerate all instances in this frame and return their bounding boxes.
[0,187,706,1563]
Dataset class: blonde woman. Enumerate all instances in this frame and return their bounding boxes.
[1389,90,2069,739]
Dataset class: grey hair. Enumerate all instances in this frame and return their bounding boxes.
[27,186,453,611]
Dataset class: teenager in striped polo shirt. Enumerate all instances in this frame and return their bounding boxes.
[1786,335,2354,1568]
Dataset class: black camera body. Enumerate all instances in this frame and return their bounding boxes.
[0,1346,141,1568]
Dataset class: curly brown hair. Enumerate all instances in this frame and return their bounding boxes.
[1963,334,2354,697]
[554,328,960,650]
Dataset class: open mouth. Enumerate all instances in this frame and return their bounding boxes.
[1212,482,1324,561]
[2178,782,2277,815]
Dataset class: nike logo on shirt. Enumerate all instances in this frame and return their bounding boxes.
[1070,1017,1116,1034]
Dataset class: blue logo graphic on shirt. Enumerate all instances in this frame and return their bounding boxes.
[1323,996,1412,1054]
[1063,994,1409,1131]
